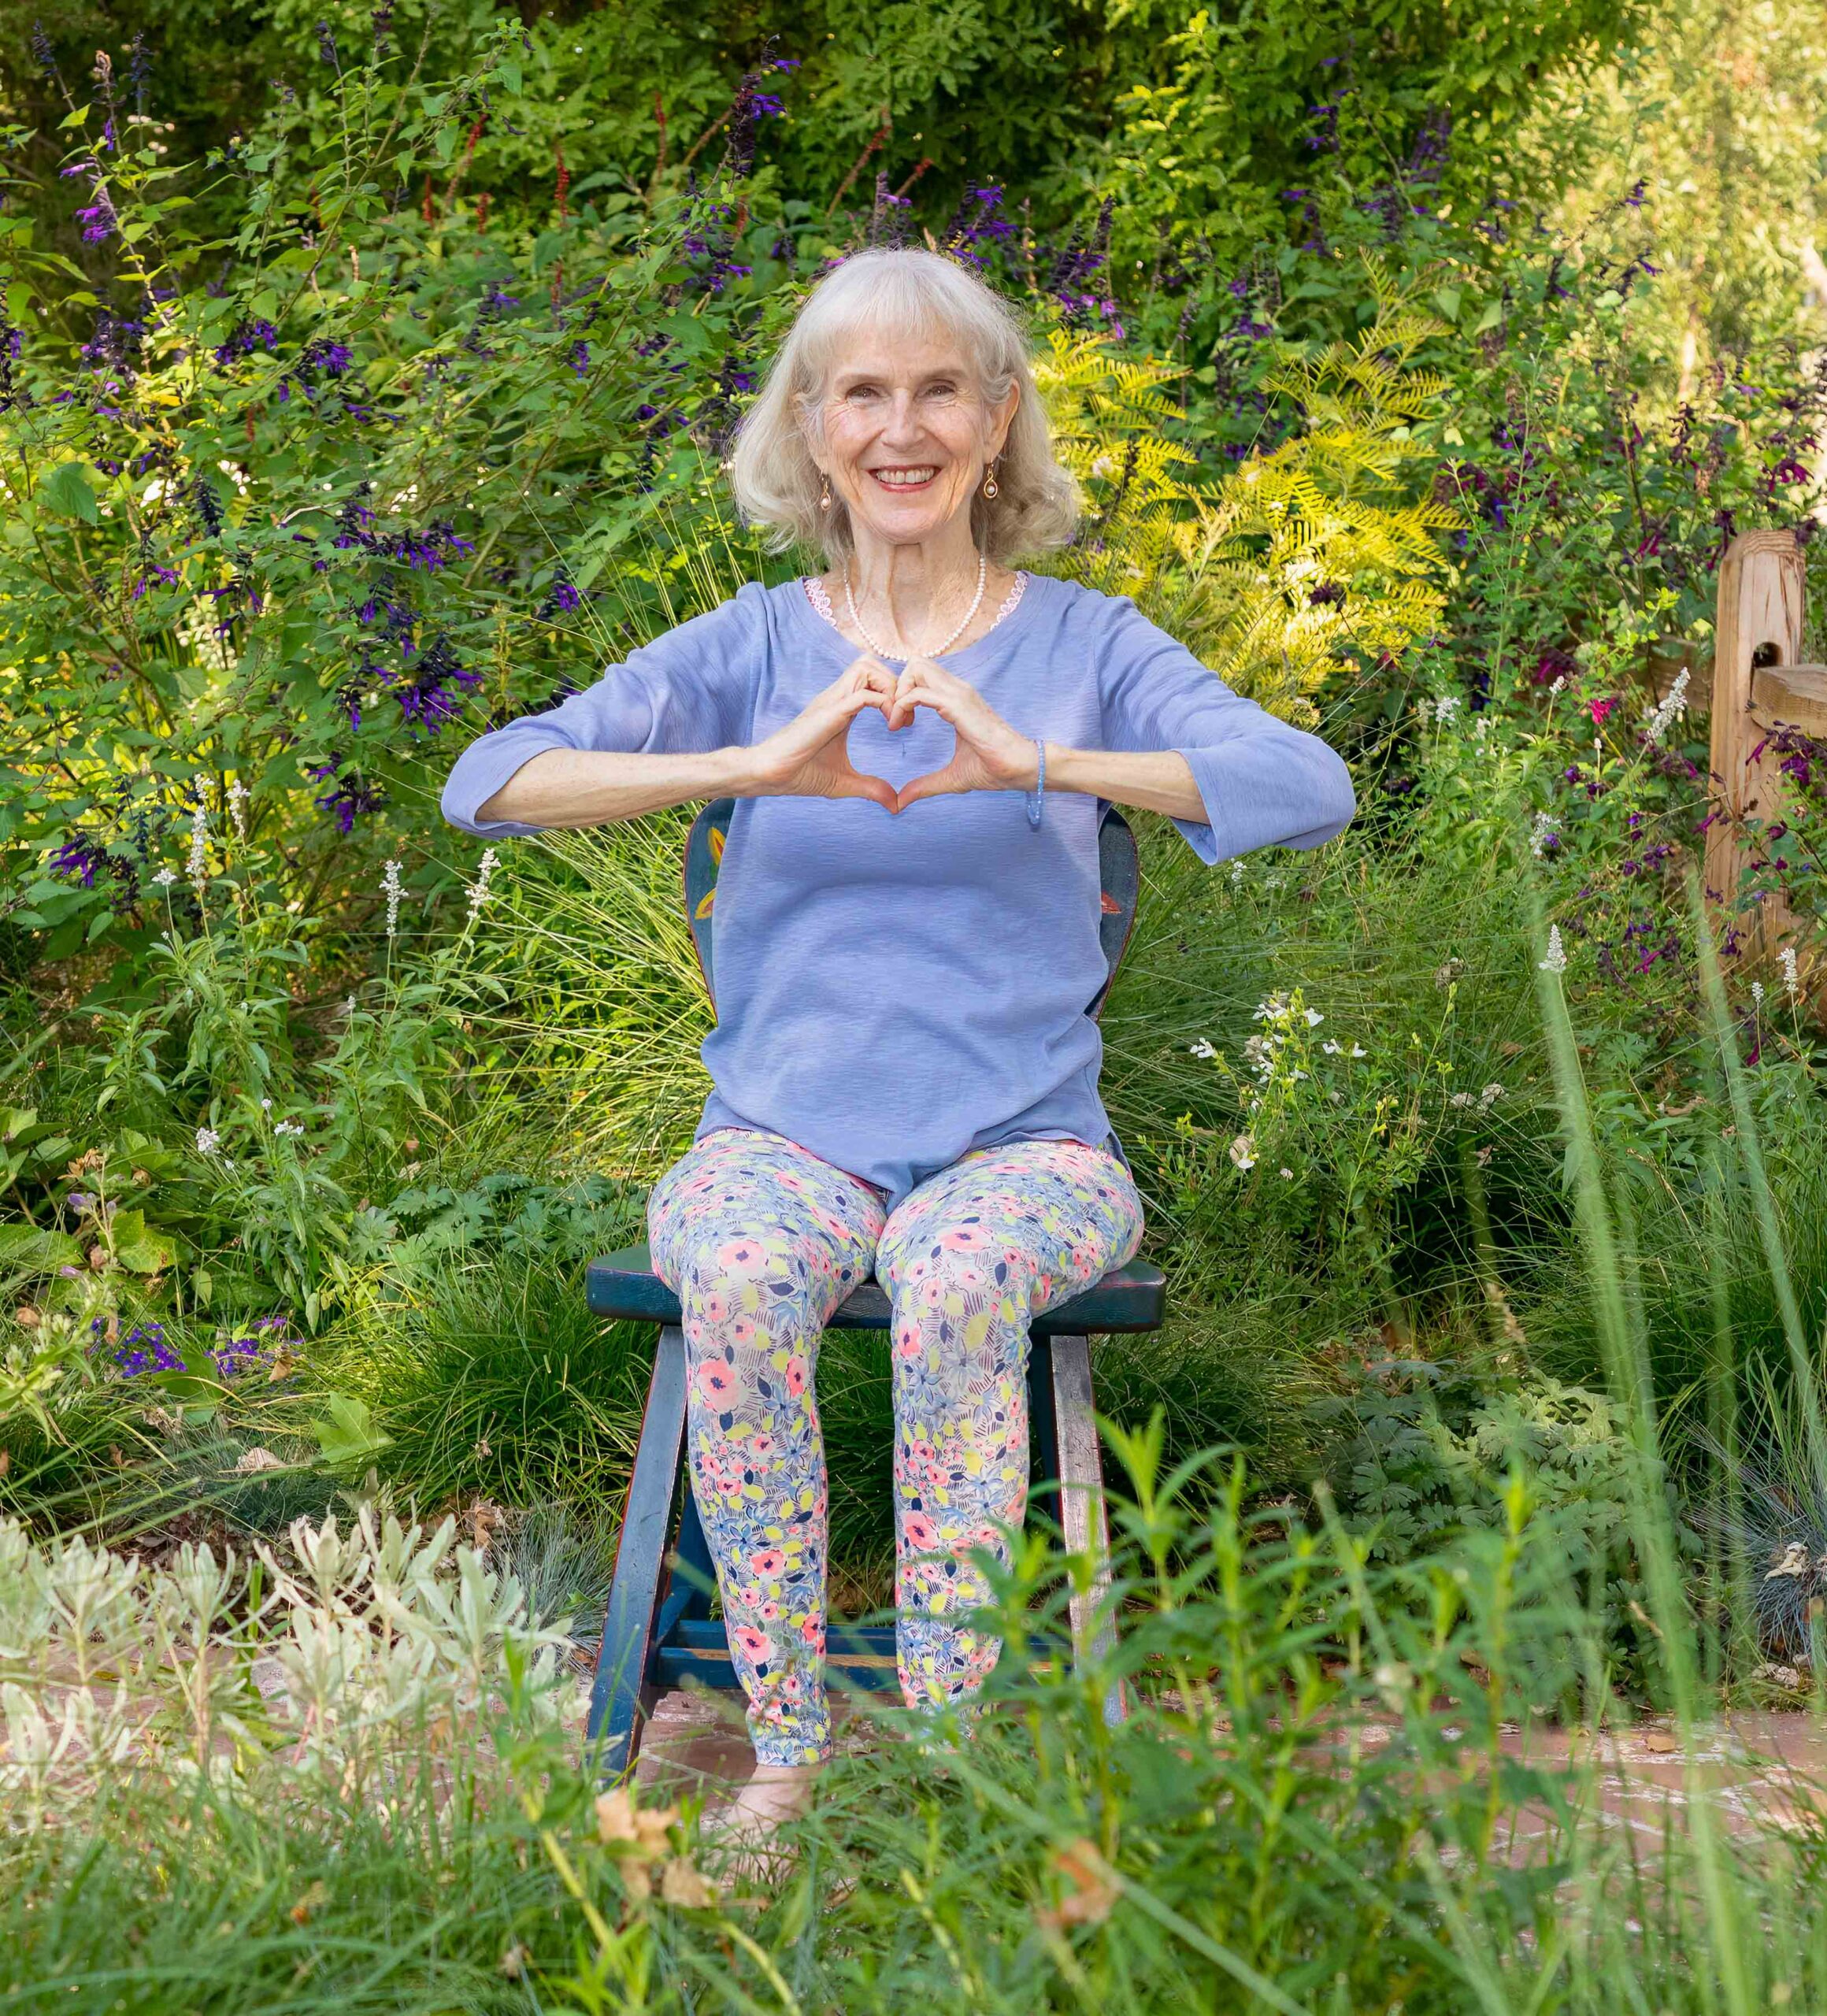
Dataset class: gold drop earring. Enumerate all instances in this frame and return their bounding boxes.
[818,472,833,511]
[982,458,999,500]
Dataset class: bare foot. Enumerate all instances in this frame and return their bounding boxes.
[700,1762,823,1882]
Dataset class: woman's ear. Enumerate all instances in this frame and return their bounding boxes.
[987,382,1020,460]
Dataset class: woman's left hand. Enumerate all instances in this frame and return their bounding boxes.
[888,654,1038,810]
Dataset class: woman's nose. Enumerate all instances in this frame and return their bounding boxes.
[879,391,925,446]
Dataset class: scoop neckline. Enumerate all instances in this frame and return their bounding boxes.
[788,566,1042,665]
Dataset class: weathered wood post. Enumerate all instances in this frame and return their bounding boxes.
[1705,531,1826,958]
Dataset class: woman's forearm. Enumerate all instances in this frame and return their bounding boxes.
[475,741,1210,829]
[475,745,762,828]
[1043,745,1208,824]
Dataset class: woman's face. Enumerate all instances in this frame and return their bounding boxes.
[812,326,1016,554]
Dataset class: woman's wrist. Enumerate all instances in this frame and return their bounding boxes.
[1036,741,1085,795]
[718,746,782,798]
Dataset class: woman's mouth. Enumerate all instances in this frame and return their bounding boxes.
[867,465,940,493]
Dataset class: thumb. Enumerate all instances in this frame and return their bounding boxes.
[847,771,900,813]
[894,761,965,813]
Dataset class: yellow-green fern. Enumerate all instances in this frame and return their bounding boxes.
[1035,264,1459,723]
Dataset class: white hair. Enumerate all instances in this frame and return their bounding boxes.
[727,247,1080,564]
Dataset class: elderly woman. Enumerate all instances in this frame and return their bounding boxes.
[442,246,1354,1834]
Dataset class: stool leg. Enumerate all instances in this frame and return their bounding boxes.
[587,1323,689,1778]
[1048,1332,1126,1727]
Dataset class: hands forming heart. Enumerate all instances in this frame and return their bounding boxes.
[747,654,1040,816]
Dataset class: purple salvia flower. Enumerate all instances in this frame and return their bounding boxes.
[77,190,119,243]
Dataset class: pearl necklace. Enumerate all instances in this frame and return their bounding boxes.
[844,553,987,662]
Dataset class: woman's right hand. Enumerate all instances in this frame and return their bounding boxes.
[743,656,899,811]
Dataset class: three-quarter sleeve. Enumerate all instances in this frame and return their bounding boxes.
[439,583,769,837]
[1095,595,1356,863]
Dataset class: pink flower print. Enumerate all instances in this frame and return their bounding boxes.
[800,1620,825,1651]
[730,1314,757,1343]
[760,1600,780,1621]
[695,1359,736,1404]
[733,1625,773,1662]
[750,1432,774,1460]
[783,1355,808,1399]
[939,1224,991,1251]
[903,1511,940,1551]
[714,1236,773,1278]
[895,1325,922,1360]
[700,1291,728,1324]
[750,1547,787,1578]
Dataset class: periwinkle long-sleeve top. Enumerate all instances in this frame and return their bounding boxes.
[442,572,1355,1206]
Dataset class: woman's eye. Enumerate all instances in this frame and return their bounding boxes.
[922,382,958,400]
[844,384,884,402]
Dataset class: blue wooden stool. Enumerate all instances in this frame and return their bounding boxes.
[584,800,1166,1774]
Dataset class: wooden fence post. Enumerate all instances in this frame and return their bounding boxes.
[1705,531,1824,959]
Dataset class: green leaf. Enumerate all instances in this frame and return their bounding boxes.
[110,1207,176,1274]
[0,1224,83,1271]
[308,1392,393,1469]
[38,462,98,524]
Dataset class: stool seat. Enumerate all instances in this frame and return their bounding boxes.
[587,1243,1167,1336]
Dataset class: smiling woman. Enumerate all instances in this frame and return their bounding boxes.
[439,245,1355,1847]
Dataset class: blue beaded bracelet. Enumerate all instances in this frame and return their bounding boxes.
[1025,737,1047,830]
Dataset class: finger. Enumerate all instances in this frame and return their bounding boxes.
[895,762,968,811]
[904,653,964,695]
[893,682,962,735]
[832,685,892,726]
[841,654,896,695]
[888,665,932,731]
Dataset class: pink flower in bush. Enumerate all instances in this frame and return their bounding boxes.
[1589,697,1618,727]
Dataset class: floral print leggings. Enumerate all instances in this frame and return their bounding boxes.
[647,1126,1143,1766]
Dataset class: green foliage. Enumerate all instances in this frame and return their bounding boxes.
[6,0,1647,282]
[5,1440,1827,2011]
[1099,0,1644,271]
